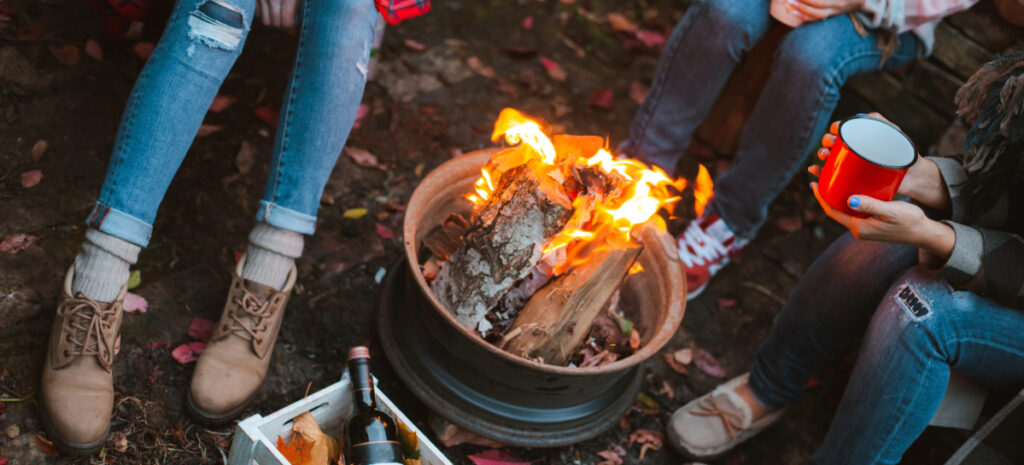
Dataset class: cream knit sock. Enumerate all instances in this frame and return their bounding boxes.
[72,228,141,303]
[242,223,303,290]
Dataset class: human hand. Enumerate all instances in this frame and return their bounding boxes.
[256,0,299,29]
[811,182,955,258]
[808,113,951,211]
[785,0,864,22]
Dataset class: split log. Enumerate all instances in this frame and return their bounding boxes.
[431,162,573,333]
[500,238,643,365]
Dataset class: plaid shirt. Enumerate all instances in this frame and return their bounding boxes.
[376,0,430,25]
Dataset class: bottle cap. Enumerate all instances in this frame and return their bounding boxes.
[348,346,371,361]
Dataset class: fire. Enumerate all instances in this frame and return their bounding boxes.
[469,108,714,275]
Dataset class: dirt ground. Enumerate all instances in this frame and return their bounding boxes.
[0,0,973,463]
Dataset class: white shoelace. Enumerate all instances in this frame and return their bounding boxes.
[678,221,728,267]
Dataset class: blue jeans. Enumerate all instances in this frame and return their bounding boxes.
[86,0,378,246]
[748,233,1024,464]
[621,0,920,239]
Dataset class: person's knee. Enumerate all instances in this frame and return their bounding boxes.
[186,0,252,54]
[870,268,954,356]
[773,28,845,86]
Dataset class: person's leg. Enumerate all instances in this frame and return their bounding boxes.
[709,19,919,240]
[810,267,1024,464]
[43,0,256,454]
[189,0,379,423]
[620,0,772,172]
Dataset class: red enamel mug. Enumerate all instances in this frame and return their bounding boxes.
[818,116,918,218]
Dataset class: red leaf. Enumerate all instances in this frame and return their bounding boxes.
[539,57,567,82]
[345,147,380,168]
[133,42,155,60]
[171,342,206,364]
[628,429,664,448]
[20,170,42,188]
[48,44,81,66]
[589,88,614,109]
[123,293,148,313]
[253,106,279,127]
[187,317,216,342]
[467,449,537,465]
[596,448,624,465]
[375,223,395,239]
[629,81,648,104]
[209,94,237,113]
[147,342,170,349]
[0,234,38,254]
[34,434,59,456]
[353,103,370,128]
[716,297,737,310]
[403,38,427,51]
[520,15,534,30]
[693,347,727,378]
[635,29,666,48]
[84,39,103,61]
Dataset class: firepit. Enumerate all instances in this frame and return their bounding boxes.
[378,147,686,447]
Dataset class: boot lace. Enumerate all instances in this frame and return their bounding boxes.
[678,221,727,267]
[227,286,276,345]
[691,395,745,440]
[57,292,119,369]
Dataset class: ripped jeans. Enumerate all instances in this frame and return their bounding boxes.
[747,233,1024,464]
[87,0,379,246]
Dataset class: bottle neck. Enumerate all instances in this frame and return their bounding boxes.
[348,357,376,410]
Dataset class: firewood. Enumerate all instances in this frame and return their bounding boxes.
[431,162,573,333]
[422,213,470,259]
[500,237,643,365]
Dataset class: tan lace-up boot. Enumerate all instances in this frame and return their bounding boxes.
[187,255,296,424]
[40,266,126,456]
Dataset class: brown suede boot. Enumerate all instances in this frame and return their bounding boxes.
[40,266,126,456]
[187,255,296,424]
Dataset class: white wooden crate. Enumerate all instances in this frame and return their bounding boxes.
[228,374,452,465]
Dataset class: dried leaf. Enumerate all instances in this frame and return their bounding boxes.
[397,421,420,459]
[658,379,674,399]
[253,106,279,126]
[112,432,128,453]
[628,328,640,349]
[123,292,148,313]
[196,124,222,137]
[276,435,313,465]
[414,162,426,177]
[209,94,237,113]
[403,38,427,51]
[629,81,648,105]
[520,15,534,30]
[48,44,81,66]
[171,342,205,364]
[539,57,567,82]
[343,208,367,219]
[34,433,59,455]
[589,87,614,109]
[132,42,155,60]
[344,147,380,168]
[126,270,142,290]
[596,448,624,465]
[693,347,726,378]
[187,318,216,342]
[636,29,666,47]
[84,39,103,61]
[235,141,257,175]
[30,139,47,162]
[375,223,395,239]
[466,56,496,79]
[674,348,693,365]
[0,234,38,254]
[628,428,664,448]
[661,352,688,375]
[467,449,536,465]
[20,170,41,188]
[292,411,340,463]
[353,103,370,128]
[606,12,636,32]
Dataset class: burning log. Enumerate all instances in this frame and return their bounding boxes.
[430,162,574,333]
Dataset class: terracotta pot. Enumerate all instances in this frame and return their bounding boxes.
[377,149,686,446]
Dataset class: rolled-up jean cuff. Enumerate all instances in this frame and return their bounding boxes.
[255,200,317,235]
[747,362,793,409]
[85,202,153,247]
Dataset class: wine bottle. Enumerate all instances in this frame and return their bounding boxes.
[344,346,404,465]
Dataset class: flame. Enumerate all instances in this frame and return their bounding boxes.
[629,263,644,275]
[468,108,714,276]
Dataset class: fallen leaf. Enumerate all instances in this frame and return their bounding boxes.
[34,433,59,455]
[276,435,313,465]
[629,81,648,104]
[5,425,19,439]
[235,141,257,175]
[397,421,421,460]
[635,29,666,48]
[30,139,47,162]
[635,392,659,412]
[187,318,216,342]
[414,162,426,177]
[467,449,536,465]
[606,12,636,32]
[628,328,640,349]
[345,147,380,168]
[171,342,206,364]
[133,42,155,60]
[291,411,340,463]
[196,124,223,137]
[658,379,674,399]
[717,297,737,310]
[662,352,688,375]
[521,15,534,30]
[777,215,802,232]
[112,432,128,453]
[84,39,103,61]
[126,270,142,290]
[123,292,148,313]
[353,103,370,128]
[0,234,38,254]
[126,20,144,40]
[209,94,237,113]
[343,208,367,219]
[617,314,633,335]
[20,170,41,188]
[589,88,614,109]
[253,106,279,127]
[629,428,664,448]
[48,44,81,66]
[674,348,693,365]
[403,38,426,51]
[693,347,726,378]
[375,223,395,239]
[596,448,624,465]
[539,57,567,82]
[466,56,496,79]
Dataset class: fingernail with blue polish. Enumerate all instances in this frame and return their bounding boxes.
[848,197,861,208]
[856,113,867,117]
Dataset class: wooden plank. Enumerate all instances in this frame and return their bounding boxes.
[932,23,995,79]
[946,1,1023,52]
[847,72,951,146]
[906,60,964,117]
